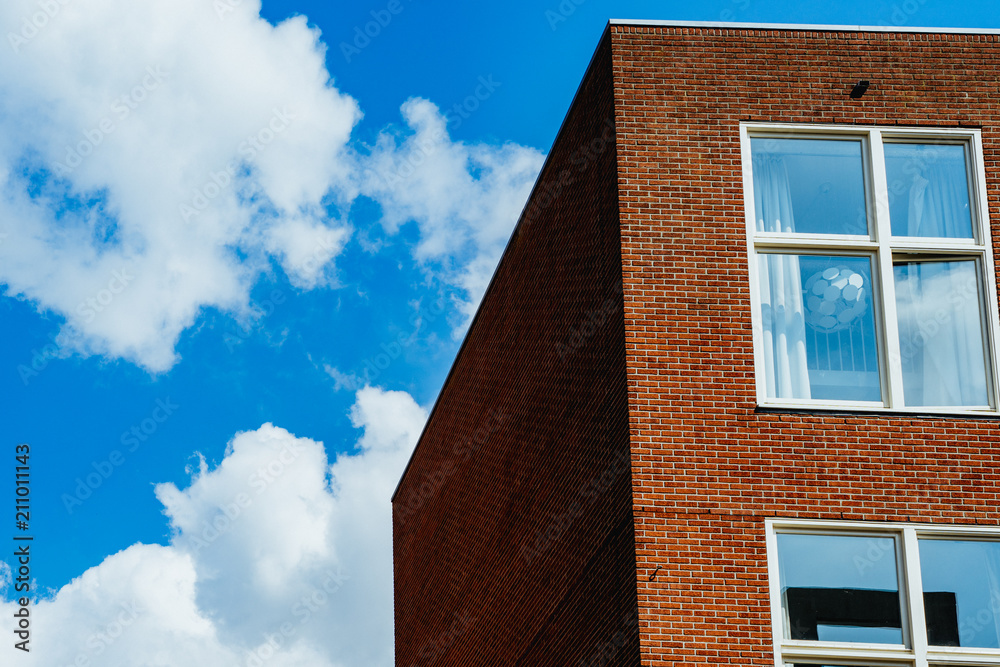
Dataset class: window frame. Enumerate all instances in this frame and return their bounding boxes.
[741,123,1000,415]
[766,518,1000,667]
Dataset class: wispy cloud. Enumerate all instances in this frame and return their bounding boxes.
[360,97,544,335]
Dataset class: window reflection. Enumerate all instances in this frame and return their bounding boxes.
[752,138,869,236]
[777,533,904,644]
[884,143,974,239]
[894,261,990,407]
[759,255,880,402]
[919,539,1000,648]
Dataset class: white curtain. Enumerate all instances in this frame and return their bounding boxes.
[896,164,988,406]
[896,263,987,406]
[905,159,971,238]
[754,155,811,399]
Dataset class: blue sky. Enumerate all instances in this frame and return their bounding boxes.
[0,0,997,665]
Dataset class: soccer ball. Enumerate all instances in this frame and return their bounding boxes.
[803,266,868,333]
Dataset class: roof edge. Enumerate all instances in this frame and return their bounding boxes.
[608,18,1000,35]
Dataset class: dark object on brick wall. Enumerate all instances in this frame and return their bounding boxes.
[850,79,871,97]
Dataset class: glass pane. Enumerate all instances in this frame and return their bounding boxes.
[759,254,881,401]
[919,538,1000,648]
[751,137,869,236]
[884,143,974,239]
[894,260,990,407]
[777,533,904,644]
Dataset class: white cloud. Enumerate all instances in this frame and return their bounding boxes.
[0,387,428,667]
[0,0,545,370]
[361,98,545,335]
[324,364,362,392]
[349,384,427,452]
[265,216,351,290]
[0,0,360,371]
[14,545,238,666]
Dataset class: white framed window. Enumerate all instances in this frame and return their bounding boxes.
[766,519,1000,667]
[741,123,1000,414]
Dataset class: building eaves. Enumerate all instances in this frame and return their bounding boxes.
[609,18,1000,35]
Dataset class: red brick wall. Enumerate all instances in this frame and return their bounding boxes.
[610,25,1000,666]
[393,35,640,667]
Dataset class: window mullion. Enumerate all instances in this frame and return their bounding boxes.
[869,131,907,408]
[764,523,785,667]
[903,528,929,664]
[971,130,1000,411]
[741,125,772,406]
[753,236,879,252]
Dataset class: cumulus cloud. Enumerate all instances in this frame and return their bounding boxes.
[0,0,544,370]
[361,98,545,334]
[0,0,360,371]
[264,216,351,290]
[0,387,428,666]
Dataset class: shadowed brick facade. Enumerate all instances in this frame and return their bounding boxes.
[393,20,1000,666]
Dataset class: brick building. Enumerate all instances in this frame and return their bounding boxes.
[392,20,1000,667]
